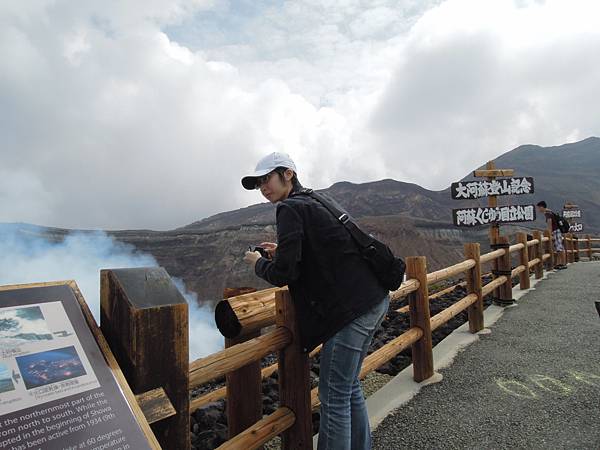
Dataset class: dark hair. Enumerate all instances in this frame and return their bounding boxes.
[536,201,547,208]
[274,166,303,191]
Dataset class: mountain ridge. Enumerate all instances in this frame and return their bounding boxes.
[2,137,598,303]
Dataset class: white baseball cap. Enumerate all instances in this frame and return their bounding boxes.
[241,152,297,190]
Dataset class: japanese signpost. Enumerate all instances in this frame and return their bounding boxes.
[0,281,161,450]
[452,204,536,227]
[563,203,583,233]
[451,177,534,200]
[452,162,536,233]
[451,160,536,306]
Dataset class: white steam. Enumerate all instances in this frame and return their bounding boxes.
[0,224,223,359]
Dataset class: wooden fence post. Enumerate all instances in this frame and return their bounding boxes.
[464,243,483,333]
[100,267,190,450]
[574,236,580,262]
[223,289,263,444]
[543,229,554,270]
[516,232,530,290]
[587,234,593,259]
[406,256,434,382]
[566,233,574,264]
[492,236,514,306]
[533,230,544,279]
[275,290,312,450]
[491,240,501,301]
[529,233,537,275]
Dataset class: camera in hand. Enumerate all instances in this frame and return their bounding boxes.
[251,246,270,259]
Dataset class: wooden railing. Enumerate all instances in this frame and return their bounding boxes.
[564,233,600,263]
[184,231,598,449]
[98,233,599,449]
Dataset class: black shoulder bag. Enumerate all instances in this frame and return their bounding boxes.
[292,188,406,291]
[552,212,571,234]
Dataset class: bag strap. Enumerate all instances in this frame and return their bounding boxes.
[291,188,373,248]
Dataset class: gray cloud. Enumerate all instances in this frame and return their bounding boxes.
[1,0,598,229]
[368,0,600,188]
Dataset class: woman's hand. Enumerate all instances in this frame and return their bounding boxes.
[260,242,278,258]
[243,250,262,268]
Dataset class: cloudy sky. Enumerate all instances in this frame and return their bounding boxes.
[1,0,599,230]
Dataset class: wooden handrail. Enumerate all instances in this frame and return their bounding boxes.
[190,387,226,412]
[216,279,422,339]
[192,270,495,412]
[526,239,539,247]
[396,283,460,314]
[430,293,478,331]
[215,287,281,339]
[511,265,526,278]
[508,242,524,253]
[395,271,492,314]
[311,327,424,411]
[528,258,541,268]
[216,407,295,450]
[189,327,291,389]
[480,248,505,264]
[359,327,423,378]
[190,345,322,412]
[481,275,508,297]
[192,271,495,412]
[426,259,476,285]
[216,247,515,342]
[192,268,495,411]
[390,278,420,301]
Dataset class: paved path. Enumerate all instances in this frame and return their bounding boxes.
[372,261,600,450]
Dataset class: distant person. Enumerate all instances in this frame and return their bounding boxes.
[241,152,390,450]
[536,201,567,269]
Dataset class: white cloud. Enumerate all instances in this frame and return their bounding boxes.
[369,0,600,187]
[0,0,598,229]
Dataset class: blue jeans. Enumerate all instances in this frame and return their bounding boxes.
[317,294,390,450]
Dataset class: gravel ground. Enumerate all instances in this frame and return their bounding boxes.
[361,371,394,398]
[372,262,600,450]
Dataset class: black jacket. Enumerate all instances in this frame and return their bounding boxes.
[255,187,388,353]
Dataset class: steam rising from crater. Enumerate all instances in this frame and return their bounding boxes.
[0,224,223,359]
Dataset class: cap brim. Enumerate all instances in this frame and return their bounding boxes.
[241,176,258,190]
[241,168,273,190]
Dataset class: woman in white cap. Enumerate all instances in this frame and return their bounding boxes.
[242,152,390,450]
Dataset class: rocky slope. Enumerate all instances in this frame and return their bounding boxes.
[114,138,599,303]
[3,138,598,305]
[110,181,485,303]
